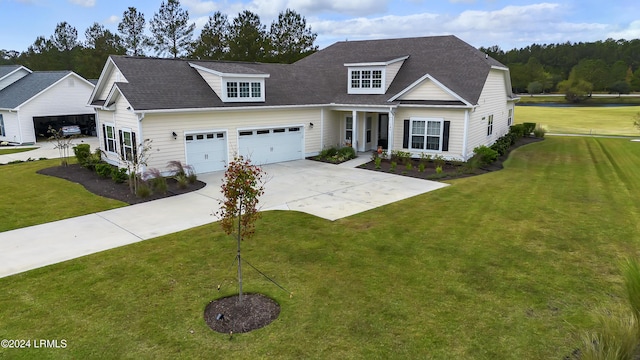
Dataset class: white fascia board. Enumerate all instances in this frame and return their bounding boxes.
[88,57,119,105]
[388,73,473,107]
[344,55,410,67]
[133,103,327,114]
[491,65,510,71]
[104,84,124,110]
[396,103,472,109]
[188,62,270,79]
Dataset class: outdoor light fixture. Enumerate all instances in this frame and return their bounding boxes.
[172,131,177,139]
[309,122,314,128]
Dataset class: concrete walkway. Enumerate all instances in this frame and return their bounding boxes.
[0,153,448,279]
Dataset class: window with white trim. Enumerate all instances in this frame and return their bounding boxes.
[224,79,264,102]
[121,129,134,161]
[487,115,494,136]
[410,118,443,151]
[103,124,116,153]
[348,67,385,94]
[345,116,353,143]
[0,114,5,137]
[508,109,513,126]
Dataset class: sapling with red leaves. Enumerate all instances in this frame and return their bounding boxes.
[216,155,265,303]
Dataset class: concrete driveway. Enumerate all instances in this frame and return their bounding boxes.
[0,157,448,278]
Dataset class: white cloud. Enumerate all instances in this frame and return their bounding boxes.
[68,0,95,7]
[310,3,616,50]
[182,0,219,15]
[608,20,640,41]
[105,15,119,24]
[286,0,387,16]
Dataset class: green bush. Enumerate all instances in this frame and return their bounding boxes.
[111,168,128,183]
[73,144,91,166]
[473,145,499,166]
[319,147,338,158]
[95,163,113,178]
[136,182,152,198]
[509,124,525,138]
[523,122,536,136]
[337,146,356,159]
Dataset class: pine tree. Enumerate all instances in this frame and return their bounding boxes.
[150,0,195,58]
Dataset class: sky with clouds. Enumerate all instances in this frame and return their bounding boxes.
[1,0,639,53]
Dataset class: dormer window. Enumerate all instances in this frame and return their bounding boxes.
[223,78,265,102]
[348,67,385,94]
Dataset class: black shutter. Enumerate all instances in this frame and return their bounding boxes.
[118,130,124,157]
[403,119,410,149]
[132,132,137,160]
[442,121,450,151]
[102,124,107,151]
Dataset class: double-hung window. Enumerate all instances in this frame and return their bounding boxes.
[410,118,443,151]
[0,114,5,137]
[487,115,494,136]
[119,129,135,161]
[507,109,513,126]
[103,124,116,153]
[345,117,353,143]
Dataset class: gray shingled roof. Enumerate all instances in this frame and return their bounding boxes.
[105,35,507,111]
[0,71,71,109]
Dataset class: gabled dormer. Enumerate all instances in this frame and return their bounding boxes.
[0,65,32,92]
[189,62,269,103]
[344,56,408,95]
[88,57,128,108]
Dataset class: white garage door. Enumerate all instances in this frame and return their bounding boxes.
[185,132,227,174]
[238,126,303,165]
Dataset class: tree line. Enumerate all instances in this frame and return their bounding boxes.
[481,39,640,101]
[0,0,318,79]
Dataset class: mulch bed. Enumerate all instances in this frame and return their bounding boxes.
[204,293,281,334]
[356,136,544,181]
[37,163,206,205]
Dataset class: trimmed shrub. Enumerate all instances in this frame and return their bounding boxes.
[111,168,128,183]
[95,163,113,178]
[473,145,499,166]
[337,146,356,159]
[509,124,525,138]
[73,144,91,166]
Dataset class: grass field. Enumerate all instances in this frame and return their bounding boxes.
[0,147,36,155]
[516,105,640,136]
[1,137,639,359]
[0,159,125,232]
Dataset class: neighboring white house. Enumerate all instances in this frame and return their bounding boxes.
[88,35,519,174]
[0,65,95,144]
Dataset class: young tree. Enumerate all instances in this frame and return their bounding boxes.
[150,0,195,58]
[189,12,229,60]
[117,138,153,195]
[118,7,151,56]
[227,10,268,62]
[269,9,318,63]
[217,156,266,303]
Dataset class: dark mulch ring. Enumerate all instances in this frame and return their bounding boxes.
[357,136,544,181]
[204,293,281,334]
[37,164,206,205]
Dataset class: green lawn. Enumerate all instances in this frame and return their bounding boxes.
[0,159,125,232]
[1,137,640,359]
[0,147,37,155]
[516,105,640,136]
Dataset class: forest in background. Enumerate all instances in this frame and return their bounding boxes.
[1,0,639,103]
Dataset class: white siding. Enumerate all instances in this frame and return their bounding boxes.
[392,107,466,160]
[193,68,222,98]
[0,68,30,91]
[140,107,322,172]
[98,68,126,100]
[399,79,459,101]
[97,94,138,165]
[17,75,94,144]
[0,111,19,143]
[466,69,512,157]
[385,60,404,91]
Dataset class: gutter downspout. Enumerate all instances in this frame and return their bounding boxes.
[320,108,324,150]
[387,107,395,152]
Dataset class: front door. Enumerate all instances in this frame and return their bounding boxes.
[378,114,389,149]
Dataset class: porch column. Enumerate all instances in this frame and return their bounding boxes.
[387,107,395,151]
[351,110,357,151]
